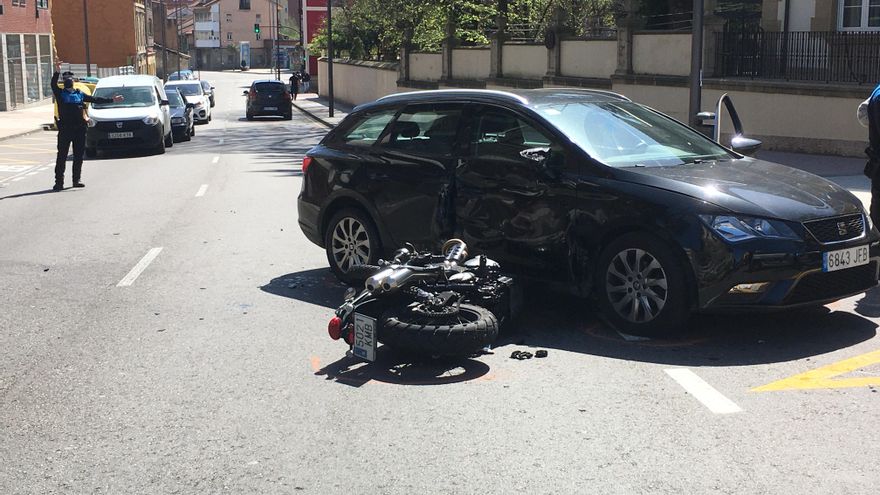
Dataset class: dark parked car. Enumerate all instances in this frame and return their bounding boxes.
[168,88,195,142]
[200,80,215,107]
[298,89,879,336]
[244,80,292,120]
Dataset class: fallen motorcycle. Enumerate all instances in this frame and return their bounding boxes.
[327,239,515,361]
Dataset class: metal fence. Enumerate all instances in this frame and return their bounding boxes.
[715,30,880,84]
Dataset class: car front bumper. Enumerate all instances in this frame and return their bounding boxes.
[87,121,163,150]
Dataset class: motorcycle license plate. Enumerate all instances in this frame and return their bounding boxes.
[822,245,869,272]
[352,313,378,362]
[108,132,133,139]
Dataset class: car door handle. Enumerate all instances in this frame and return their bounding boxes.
[501,187,542,198]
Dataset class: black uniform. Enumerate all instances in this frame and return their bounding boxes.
[289,72,301,100]
[51,71,113,189]
[865,83,880,225]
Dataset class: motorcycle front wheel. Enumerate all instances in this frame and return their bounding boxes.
[380,304,498,357]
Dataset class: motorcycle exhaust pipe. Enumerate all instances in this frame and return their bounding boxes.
[442,238,468,265]
[365,268,395,292]
[381,268,414,292]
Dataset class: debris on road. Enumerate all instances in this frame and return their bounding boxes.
[510,351,533,360]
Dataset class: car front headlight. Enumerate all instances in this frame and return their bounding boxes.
[142,115,160,126]
[699,214,799,242]
[865,210,875,233]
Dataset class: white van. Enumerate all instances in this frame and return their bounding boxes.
[86,75,173,156]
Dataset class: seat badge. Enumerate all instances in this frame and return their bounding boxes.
[838,221,848,236]
[116,122,123,129]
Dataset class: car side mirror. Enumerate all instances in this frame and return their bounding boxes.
[731,135,763,156]
[242,90,249,96]
[160,99,169,106]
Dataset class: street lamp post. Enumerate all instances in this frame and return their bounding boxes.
[327,0,334,117]
[83,0,92,76]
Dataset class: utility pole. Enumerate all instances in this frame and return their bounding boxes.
[176,0,182,74]
[275,0,280,80]
[161,0,168,80]
[83,0,92,76]
[688,0,704,128]
[327,0,334,117]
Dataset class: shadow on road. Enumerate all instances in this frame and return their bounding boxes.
[315,348,491,387]
[263,269,878,369]
[0,188,62,200]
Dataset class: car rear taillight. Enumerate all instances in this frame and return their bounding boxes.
[302,156,313,175]
[328,316,342,340]
[248,90,256,101]
[282,92,292,101]
[344,326,355,345]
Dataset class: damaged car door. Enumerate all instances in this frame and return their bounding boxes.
[454,104,578,280]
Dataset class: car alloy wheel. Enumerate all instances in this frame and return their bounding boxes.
[324,208,381,283]
[605,248,668,323]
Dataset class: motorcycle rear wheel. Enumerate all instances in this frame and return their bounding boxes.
[380,303,498,357]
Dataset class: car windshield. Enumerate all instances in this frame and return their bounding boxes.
[254,82,284,93]
[170,83,202,96]
[536,100,733,168]
[92,86,156,109]
[167,90,185,107]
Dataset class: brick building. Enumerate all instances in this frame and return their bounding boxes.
[0,0,54,111]
[51,0,152,75]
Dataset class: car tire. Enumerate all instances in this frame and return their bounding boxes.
[183,127,191,142]
[324,208,382,284]
[190,124,195,136]
[208,113,212,122]
[380,303,499,357]
[85,147,97,159]
[246,113,254,121]
[164,131,173,148]
[595,232,690,337]
[284,113,292,120]
[155,135,166,155]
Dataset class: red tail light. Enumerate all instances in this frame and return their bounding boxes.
[344,327,355,346]
[248,90,256,101]
[328,317,342,340]
[302,156,313,175]
[282,92,292,101]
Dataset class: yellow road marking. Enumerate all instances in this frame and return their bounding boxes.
[0,144,54,152]
[753,349,880,391]
[0,158,38,165]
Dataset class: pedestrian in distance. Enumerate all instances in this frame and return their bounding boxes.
[859,82,880,226]
[51,62,122,191]
[289,71,301,100]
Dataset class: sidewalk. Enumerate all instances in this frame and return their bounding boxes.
[291,93,351,128]
[0,102,55,141]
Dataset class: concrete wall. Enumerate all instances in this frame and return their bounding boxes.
[452,48,491,80]
[633,33,691,76]
[612,82,690,123]
[318,58,400,107]
[410,52,442,81]
[501,44,546,79]
[560,40,617,79]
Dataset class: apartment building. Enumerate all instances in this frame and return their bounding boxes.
[51,0,152,74]
[190,0,280,70]
[0,0,54,111]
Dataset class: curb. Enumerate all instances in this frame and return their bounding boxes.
[0,126,50,142]
[292,102,335,129]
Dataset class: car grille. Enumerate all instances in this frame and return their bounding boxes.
[95,120,145,131]
[803,214,865,243]
[783,262,878,305]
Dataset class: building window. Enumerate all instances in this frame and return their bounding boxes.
[37,0,48,8]
[12,0,25,6]
[840,0,880,30]
[227,32,233,41]
[239,0,250,10]
[226,13,232,23]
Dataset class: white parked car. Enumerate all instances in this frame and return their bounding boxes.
[86,74,174,156]
[164,80,212,124]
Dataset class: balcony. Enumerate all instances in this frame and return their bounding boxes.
[714,30,880,84]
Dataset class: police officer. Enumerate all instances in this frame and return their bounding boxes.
[860,82,880,226]
[50,63,122,191]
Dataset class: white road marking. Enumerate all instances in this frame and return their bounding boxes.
[664,368,742,414]
[11,177,25,182]
[195,184,209,197]
[211,156,219,164]
[117,247,164,287]
[38,167,49,171]
[25,171,38,176]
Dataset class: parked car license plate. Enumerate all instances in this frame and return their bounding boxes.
[108,132,133,139]
[263,106,277,111]
[822,245,869,272]
[352,313,377,362]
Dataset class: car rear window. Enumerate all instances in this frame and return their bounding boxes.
[254,82,285,93]
[339,110,397,147]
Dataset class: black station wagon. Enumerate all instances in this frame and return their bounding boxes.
[297,89,879,336]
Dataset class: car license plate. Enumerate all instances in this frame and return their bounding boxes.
[352,313,378,362]
[822,245,869,272]
[108,132,133,139]
[264,106,277,111]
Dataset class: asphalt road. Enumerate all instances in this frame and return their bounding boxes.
[2,71,880,494]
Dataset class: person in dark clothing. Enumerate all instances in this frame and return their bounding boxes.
[860,83,880,226]
[50,67,121,191]
[289,71,301,100]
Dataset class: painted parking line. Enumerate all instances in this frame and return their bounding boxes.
[753,349,880,391]
[665,368,743,414]
[195,184,209,197]
[117,247,164,287]
[212,156,220,164]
